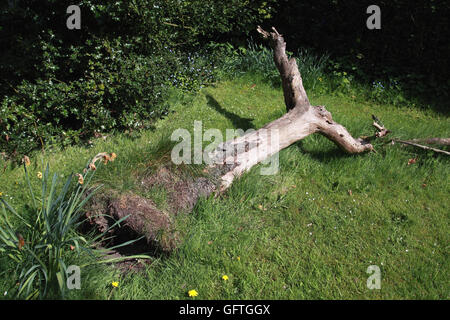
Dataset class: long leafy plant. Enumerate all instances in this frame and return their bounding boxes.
[0,153,148,299]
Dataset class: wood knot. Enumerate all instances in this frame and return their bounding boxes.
[314,105,333,122]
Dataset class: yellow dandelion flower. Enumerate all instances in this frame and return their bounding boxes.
[237,256,240,261]
[75,173,84,185]
[22,155,31,166]
[188,289,198,297]
[37,172,43,179]
[0,192,3,197]
[222,275,229,281]
[111,281,119,288]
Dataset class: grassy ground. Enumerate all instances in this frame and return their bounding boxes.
[0,76,448,299]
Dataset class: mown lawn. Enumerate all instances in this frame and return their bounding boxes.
[0,76,448,299]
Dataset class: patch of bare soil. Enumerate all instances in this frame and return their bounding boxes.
[141,164,216,214]
[109,193,177,251]
[83,190,177,273]
[83,163,220,273]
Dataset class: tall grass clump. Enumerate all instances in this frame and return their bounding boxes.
[0,153,147,299]
[214,41,424,110]
[216,41,329,91]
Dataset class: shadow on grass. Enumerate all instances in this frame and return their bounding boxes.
[205,94,255,130]
[294,140,354,163]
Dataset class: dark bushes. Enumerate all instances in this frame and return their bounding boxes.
[0,0,275,156]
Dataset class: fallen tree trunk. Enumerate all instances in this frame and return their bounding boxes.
[206,27,374,191]
[88,27,380,252]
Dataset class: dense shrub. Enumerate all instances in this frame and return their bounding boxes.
[0,40,179,155]
[0,0,275,156]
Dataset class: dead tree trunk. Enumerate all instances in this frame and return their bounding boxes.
[90,27,379,252]
[206,27,373,191]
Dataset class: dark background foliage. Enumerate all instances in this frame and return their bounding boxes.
[265,0,450,109]
[0,0,448,157]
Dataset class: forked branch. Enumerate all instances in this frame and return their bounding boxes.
[207,27,377,190]
[257,26,310,112]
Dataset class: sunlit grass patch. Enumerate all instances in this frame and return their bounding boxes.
[0,77,448,300]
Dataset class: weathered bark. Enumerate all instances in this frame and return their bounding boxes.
[206,27,374,191]
[256,26,310,112]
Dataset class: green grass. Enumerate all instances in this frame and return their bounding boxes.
[0,76,448,299]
